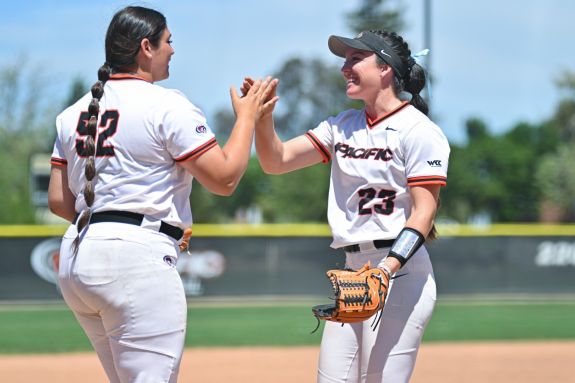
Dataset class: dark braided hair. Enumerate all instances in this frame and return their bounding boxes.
[369,30,439,241]
[369,30,429,116]
[73,6,167,249]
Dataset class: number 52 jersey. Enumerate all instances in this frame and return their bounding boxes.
[50,75,217,229]
[305,102,450,249]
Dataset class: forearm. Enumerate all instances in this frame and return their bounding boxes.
[255,114,286,174]
[379,185,440,273]
[218,115,256,190]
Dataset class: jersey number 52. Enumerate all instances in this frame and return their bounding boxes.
[358,188,396,215]
[75,110,119,157]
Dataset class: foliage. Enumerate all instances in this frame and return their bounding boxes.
[536,145,575,212]
[2,0,574,225]
[530,71,575,221]
[190,157,330,223]
[346,0,406,34]
[440,118,561,223]
[0,58,58,223]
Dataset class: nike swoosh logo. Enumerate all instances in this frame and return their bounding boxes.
[391,273,408,280]
[380,50,392,58]
[385,126,397,131]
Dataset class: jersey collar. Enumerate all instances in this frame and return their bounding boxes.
[109,73,151,82]
[365,101,409,128]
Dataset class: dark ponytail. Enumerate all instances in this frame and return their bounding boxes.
[369,30,429,116]
[73,6,166,250]
[369,30,439,240]
[72,63,111,250]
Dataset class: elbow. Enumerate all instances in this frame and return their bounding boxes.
[48,199,65,219]
[48,196,60,216]
[257,159,284,175]
[216,184,236,196]
[211,178,240,196]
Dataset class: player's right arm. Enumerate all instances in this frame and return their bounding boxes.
[48,165,76,222]
[240,76,324,174]
[178,77,279,196]
[255,114,324,174]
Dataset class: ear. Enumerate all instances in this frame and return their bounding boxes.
[140,38,153,59]
[380,64,393,80]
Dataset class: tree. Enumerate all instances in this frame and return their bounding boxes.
[346,0,406,33]
[533,71,575,222]
[439,116,560,223]
[0,58,58,223]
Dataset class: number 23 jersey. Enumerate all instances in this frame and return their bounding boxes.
[305,102,450,249]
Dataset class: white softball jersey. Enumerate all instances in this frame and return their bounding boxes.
[51,74,217,229]
[306,102,450,249]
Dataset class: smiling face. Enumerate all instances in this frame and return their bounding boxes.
[149,28,174,82]
[341,49,385,101]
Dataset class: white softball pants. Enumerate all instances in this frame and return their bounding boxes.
[317,246,436,383]
[58,223,187,383]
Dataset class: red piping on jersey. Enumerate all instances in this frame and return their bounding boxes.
[174,138,218,162]
[108,73,150,82]
[407,175,447,186]
[51,157,67,166]
[305,131,331,163]
[366,101,410,128]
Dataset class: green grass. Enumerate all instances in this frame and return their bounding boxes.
[424,301,575,342]
[1,300,574,354]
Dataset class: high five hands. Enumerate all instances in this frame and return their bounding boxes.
[230,76,279,121]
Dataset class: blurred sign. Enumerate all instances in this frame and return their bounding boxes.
[0,235,573,300]
[30,153,51,208]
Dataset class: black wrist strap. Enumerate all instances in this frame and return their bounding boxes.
[387,227,425,267]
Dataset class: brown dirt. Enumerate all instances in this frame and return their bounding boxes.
[1,341,573,382]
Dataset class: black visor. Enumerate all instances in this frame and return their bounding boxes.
[328,31,408,80]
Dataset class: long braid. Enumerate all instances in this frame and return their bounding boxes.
[71,7,166,251]
[72,63,111,250]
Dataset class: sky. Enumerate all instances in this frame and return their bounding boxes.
[1,0,574,144]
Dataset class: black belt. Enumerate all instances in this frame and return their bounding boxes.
[342,239,395,253]
[75,210,184,241]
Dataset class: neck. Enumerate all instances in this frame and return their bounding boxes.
[364,89,404,121]
[132,68,154,83]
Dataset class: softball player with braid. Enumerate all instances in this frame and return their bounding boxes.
[48,6,277,383]
[253,30,449,382]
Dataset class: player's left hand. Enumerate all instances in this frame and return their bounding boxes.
[241,76,279,118]
[311,262,390,332]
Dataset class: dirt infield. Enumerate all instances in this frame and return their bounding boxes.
[1,341,574,382]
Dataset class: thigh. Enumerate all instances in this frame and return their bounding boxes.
[63,236,188,383]
[109,244,187,383]
[74,311,122,383]
[318,321,363,383]
[362,252,437,383]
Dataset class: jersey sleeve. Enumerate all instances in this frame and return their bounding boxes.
[305,118,334,163]
[160,90,217,162]
[50,115,68,166]
[402,122,450,187]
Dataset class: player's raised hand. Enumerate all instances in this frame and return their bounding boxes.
[230,76,279,121]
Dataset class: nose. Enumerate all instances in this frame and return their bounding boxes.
[341,62,351,77]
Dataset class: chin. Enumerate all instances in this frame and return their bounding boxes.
[346,90,362,100]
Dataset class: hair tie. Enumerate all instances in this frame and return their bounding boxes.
[412,49,430,60]
[408,49,432,100]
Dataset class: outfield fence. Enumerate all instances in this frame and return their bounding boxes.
[1,224,575,300]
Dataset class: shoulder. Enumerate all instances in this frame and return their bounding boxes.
[330,108,363,122]
[323,108,364,129]
[158,88,203,113]
[398,106,448,142]
[56,92,92,123]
